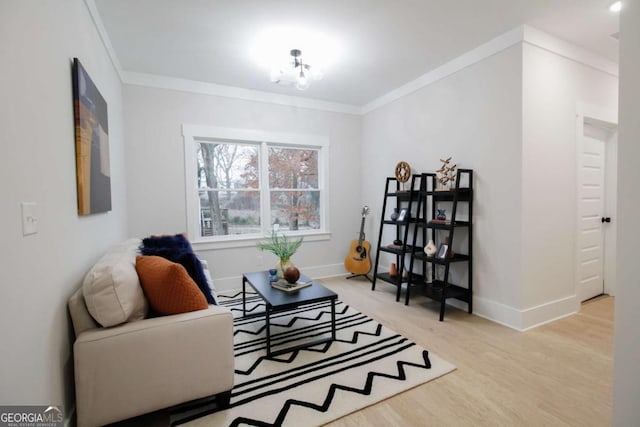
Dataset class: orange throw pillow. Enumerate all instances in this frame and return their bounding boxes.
[135,255,208,315]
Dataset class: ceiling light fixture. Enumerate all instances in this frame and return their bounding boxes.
[609,1,622,12]
[270,49,323,91]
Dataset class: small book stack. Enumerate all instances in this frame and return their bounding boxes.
[430,219,452,225]
[271,279,313,292]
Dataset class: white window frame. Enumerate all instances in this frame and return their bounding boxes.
[183,124,330,249]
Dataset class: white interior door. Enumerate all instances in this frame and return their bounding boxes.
[578,134,605,302]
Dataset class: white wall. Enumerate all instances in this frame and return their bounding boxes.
[612,2,640,425]
[521,43,618,326]
[0,0,127,413]
[123,85,362,289]
[361,33,618,330]
[362,45,524,322]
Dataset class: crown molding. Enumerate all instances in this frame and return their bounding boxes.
[122,72,362,115]
[362,25,618,114]
[521,25,618,77]
[83,0,124,81]
[361,26,525,114]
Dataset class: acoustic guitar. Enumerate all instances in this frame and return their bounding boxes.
[344,206,372,275]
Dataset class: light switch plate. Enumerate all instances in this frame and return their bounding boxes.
[21,202,38,236]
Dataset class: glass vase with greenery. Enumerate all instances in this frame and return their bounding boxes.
[257,232,303,277]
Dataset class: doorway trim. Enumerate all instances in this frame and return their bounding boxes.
[575,103,618,302]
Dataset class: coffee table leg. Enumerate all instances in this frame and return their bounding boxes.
[242,276,246,317]
[331,299,336,341]
[266,305,272,357]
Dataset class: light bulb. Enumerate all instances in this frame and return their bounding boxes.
[296,72,309,90]
[610,1,622,12]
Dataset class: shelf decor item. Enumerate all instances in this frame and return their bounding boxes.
[436,209,447,220]
[271,279,313,292]
[389,262,398,277]
[396,208,408,222]
[424,240,437,257]
[283,266,301,284]
[436,157,457,190]
[436,243,449,259]
[444,236,455,257]
[394,161,411,191]
[257,232,303,278]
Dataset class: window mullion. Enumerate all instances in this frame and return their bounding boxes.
[319,144,328,232]
[259,142,271,234]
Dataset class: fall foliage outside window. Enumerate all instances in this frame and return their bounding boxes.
[196,140,323,238]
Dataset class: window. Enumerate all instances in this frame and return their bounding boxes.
[183,125,329,245]
[197,142,260,237]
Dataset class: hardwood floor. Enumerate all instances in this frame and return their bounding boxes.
[110,277,613,426]
[321,277,613,427]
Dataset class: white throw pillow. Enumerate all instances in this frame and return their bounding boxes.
[82,238,148,327]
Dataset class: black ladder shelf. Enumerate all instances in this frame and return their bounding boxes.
[371,174,426,302]
[405,169,474,321]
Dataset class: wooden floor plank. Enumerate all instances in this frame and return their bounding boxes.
[322,277,613,427]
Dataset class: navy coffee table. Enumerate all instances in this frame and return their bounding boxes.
[242,271,337,357]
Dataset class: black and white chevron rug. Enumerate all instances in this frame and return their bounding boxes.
[169,291,455,426]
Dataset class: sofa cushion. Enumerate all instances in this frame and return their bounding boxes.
[140,234,216,305]
[135,255,208,315]
[69,288,99,337]
[82,238,148,327]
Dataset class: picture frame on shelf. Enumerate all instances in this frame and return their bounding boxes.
[436,243,449,259]
[396,208,408,222]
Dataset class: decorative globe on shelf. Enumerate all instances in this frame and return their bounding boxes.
[284,266,301,284]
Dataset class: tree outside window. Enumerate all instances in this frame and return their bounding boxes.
[197,142,260,236]
[196,141,321,238]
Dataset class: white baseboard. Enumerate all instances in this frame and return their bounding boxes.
[471,294,579,331]
[471,296,524,330]
[213,263,347,292]
[520,294,580,331]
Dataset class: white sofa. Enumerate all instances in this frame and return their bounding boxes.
[68,238,235,427]
[69,289,234,427]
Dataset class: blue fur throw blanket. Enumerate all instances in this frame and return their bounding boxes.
[140,234,215,305]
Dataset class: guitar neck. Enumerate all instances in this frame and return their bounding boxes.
[357,216,366,244]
